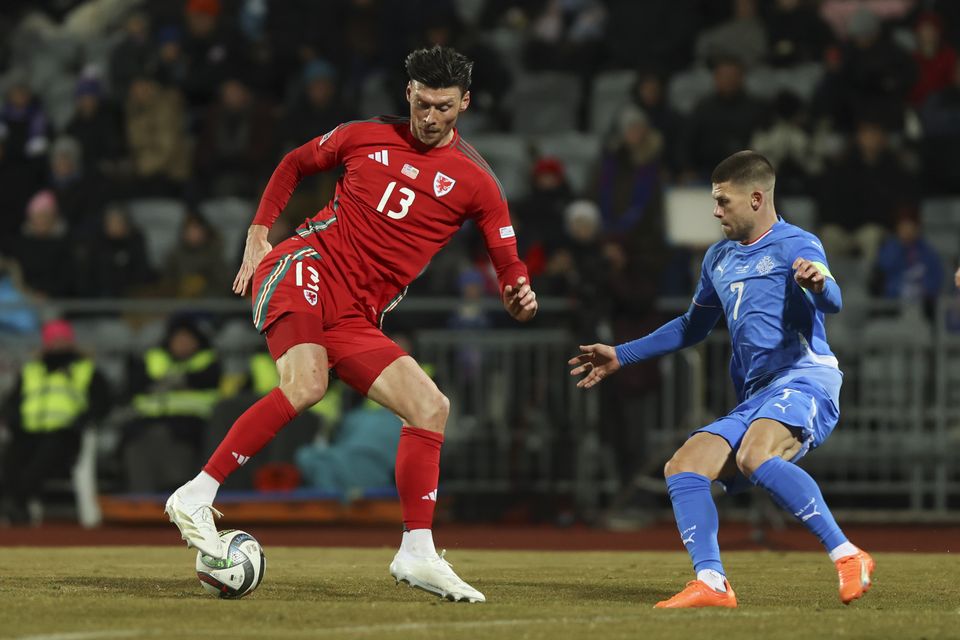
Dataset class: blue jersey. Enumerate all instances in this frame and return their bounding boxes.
[693,219,842,403]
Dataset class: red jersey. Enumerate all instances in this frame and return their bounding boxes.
[253,115,528,324]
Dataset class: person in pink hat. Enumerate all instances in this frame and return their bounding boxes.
[0,319,111,525]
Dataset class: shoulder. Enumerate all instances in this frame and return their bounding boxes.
[775,222,824,256]
[703,240,730,268]
[327,115,408,143]
[452,136,507,202]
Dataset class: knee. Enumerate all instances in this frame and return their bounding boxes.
[409,391,450,432]
[735,445,769,478]
[663,452,687,479]
[281,376,327,413]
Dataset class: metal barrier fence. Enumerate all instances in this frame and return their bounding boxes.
[1,297,959,520]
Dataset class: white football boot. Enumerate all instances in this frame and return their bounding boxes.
[164,484,225,559]
[390,549,486,603]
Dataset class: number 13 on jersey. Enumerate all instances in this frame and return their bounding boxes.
[377,181,415,220]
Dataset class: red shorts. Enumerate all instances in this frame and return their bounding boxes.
[250,237,406,394]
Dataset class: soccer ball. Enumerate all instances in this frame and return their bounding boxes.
[195,529,266,598]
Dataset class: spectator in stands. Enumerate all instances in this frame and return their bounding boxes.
[872,210,944,318]
[0,254,39,335]
[522,0,607,74]
[514,157,574,273]
[1,79,49,163]
[763,0,834,67]
[194,76,275,199]
[109,11,154,101]
[629,70,683,176]
[0,319,110,525]
[749,91,824,196]
[179,0,250,110]
[595,106,664,247]
[164,210,231,298]
[76,204,154,298]
[604,0,702,73]
[695,0,768,69]
[124,74,192,194]
[122,315,221,493]
[909,12,957,107]
[281,59,353,152]
[679,56,767,180]
[826,7,916,131]
[919,62,960,194]
[49,136,102,233]
[64,77,125,181]
[0,123,44,248]
[10,190,77,298]
[151,25,188,88]
[817,119,918,265]
[448,268,493,331]
[295,396,402,495]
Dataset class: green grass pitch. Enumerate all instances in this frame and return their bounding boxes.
[0,548,957,639]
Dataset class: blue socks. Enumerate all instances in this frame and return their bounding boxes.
[666,472,724,574]
[750,456,848,552]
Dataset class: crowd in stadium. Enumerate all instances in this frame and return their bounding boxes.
[1,0,959,510]
[0,0,957,320]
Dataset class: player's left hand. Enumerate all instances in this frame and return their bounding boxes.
[503,276,538,322]
[793,257,825,294]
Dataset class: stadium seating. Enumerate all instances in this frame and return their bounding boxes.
[199,197,254,268]
[126,198,187,268]
[777,195,818,231]
[508,73,581,135]
[533,132,601,196]
[462,133,531,201]
[589,70,636,135]
[666,65,713,115]
[745,63,824,103]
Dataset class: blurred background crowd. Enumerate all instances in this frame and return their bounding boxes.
[1,0,959,525]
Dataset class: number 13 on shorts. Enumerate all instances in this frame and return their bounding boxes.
[296,261,320,290]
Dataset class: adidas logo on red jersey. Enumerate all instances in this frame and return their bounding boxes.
[368,150,389,166]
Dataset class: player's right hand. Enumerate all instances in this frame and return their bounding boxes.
[233,226,272,296]
[568,343,620,389]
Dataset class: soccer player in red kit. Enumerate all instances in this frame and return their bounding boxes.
[164,46,536,602]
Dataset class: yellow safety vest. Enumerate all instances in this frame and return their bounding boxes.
[20,359,95,433]
[133,348,220,419]
[248,352,342,422]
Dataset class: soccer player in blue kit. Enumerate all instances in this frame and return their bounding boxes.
[569,151,875,608]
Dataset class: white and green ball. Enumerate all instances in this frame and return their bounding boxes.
[196,529,266,598]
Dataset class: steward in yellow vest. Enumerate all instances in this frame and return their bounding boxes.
[123,316,222,488]
[129,317,222,423]
[1,319,111,525]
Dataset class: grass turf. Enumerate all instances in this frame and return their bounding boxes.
[0,548,957,639]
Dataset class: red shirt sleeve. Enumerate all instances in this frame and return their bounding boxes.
[252,126,345,227]
[472,177,530,292]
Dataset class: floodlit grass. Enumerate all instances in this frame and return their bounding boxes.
[0,547,957,639]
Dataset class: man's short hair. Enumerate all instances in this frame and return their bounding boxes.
[405,45,473,93]
[711,150,776,190]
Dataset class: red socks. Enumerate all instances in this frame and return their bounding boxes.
[395,425,444,530]
[203,388,298,483]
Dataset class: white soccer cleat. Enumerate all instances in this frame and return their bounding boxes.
[164,486,225,559]
[390,549,486,603]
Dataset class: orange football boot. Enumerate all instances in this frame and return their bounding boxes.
[836,549,875,604]
[654,579,738,609]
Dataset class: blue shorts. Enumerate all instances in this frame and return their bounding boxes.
[691,376,840,492]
